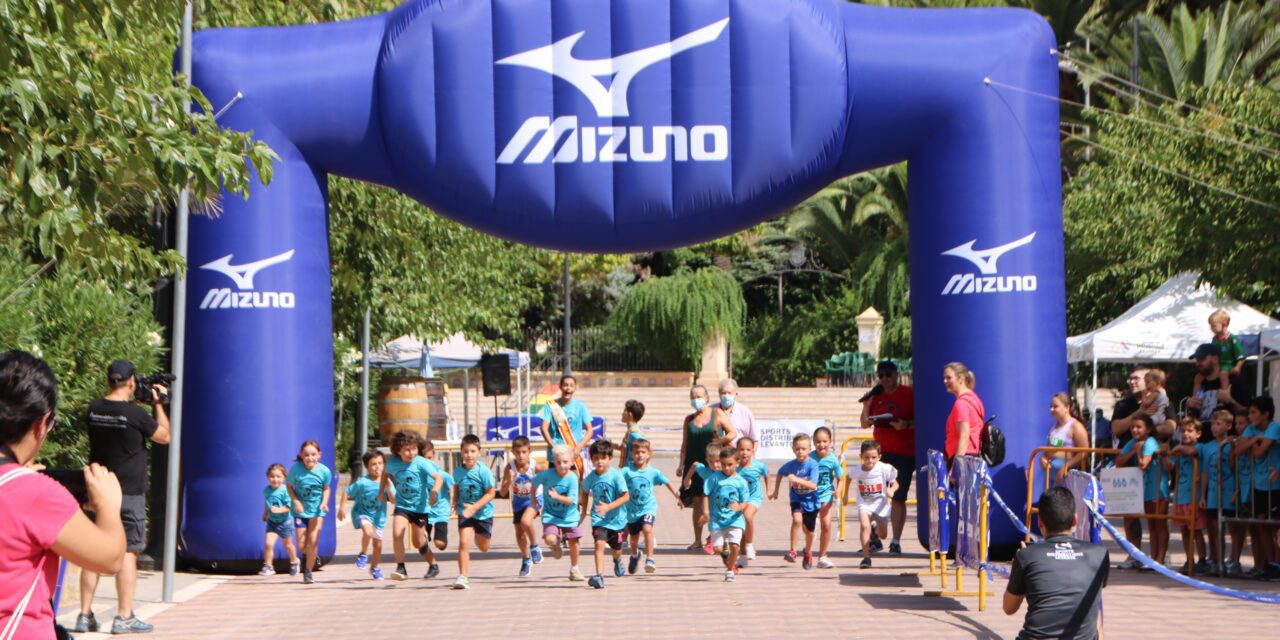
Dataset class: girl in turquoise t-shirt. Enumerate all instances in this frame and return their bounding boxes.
[261,463,299,576]
[286,440,332,584]
[1116,415,1169,568]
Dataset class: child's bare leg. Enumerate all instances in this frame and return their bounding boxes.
[727,543,740,570]
[370,538,382,569]
[1179,526,1192,566]
[1206,519,1221,563]
[544,532,560,548]
[643,525,655,557]
[413,525,435,563]
[476,530,492,553]
[859,513,872,558]
[742,504,758,546]
[434,523,448,551]
[818,502,834,557]
[691,501,706,547]
[594,540,606,575]
[303,519,322,572]
[1230,522,1245,563]
[282,535,298,563]
[802,518,815,554]
[515,520,531,558]
[393,515,408,563]
[360,529,371,556]
[264,532,278,566]
[790,511,803,552]
[568,538,581,565]
[519,509,539,555]
[1124,517,1143,557]
[458,527,474,576]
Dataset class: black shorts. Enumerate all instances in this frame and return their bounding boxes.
[121,494,147,553]
[1207,508,1235,519]
[880,452,916,503]
[513,505,537,523]
[790,502,818,533]
[459,517,494,539]
[426,521,449,545]
[1256,489,1280,518]
[592,526,624,550]
[627,514,656,536]
[394,508,431,529]
[680,477,706,507]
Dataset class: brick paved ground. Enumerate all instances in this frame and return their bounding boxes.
[76,459,1280,639]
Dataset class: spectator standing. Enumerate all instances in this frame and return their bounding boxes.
[77,360,170,635]
[943,362,984,463]
[858,360,915,554]
[1110,368,1147,449]
[0,351,125,640]
[1187,344,1241,430]
[718,379,756,447]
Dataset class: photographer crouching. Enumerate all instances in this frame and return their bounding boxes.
[75,360,171,635]
[0,351,125,639]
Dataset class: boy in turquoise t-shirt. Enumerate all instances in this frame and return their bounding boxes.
[1170,419,1208,575]
[623,438,681,574]
[383,431,444,581]
[1244,397,1280,579]
[1198,409,1241,574]
[339,450,390,580]
[614,400,647,468]
[534,445,586,581]
[421,441,453,553]
[705,447,749,582]
[452,435,497,590]
[580,439,630,589]
[1116,415,1169,568]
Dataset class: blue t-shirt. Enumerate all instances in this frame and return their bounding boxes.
[1238,425,1260,501]
[346,476,387,529]
[533,469,580,528]
[263,485,292,523]
[736,460,769,505]
[1173,446,1199,506]
[778,457,821,511]
[385,455,441,513]
[814,453,845,504]
[1200,439,1235,510]
[623,465,669,522]
[538,398,592,448]
[582,467,629,530]
[1121,438,1167,501]
[428,472,454,525]
[704,471,749,530]
[620,428,647,468]
[1260,422,1280,491]
[453,464,496,521]
[286,462,331,518]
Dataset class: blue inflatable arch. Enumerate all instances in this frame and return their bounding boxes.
[185,0,1064,566]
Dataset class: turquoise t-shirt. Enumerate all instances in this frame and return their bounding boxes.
[453,464,496,521]
[286,461,331,518]
[1238,425,1260,502]
[263,485,292,524]
[385,455,441,513]
[538,398,592,448]
[814,453,845,504]
[533,468,580,528]
[1173,447,1198,506]
[1200,439,1235,510]
[345,476,387,529]
[620,428,647,468]
[428,472,454,525]
[582,467,629,530]
[737,460,769,505]
[705,471,749,530]
[623,465,669,522]
[1121,438,1167,501]
[1263,422,1280,491]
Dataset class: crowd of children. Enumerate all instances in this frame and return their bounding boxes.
[260,402,913,589]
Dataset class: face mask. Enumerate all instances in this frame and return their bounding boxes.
[691,398,707,411]
[720,395,734,407]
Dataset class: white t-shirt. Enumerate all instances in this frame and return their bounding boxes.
[851,461,898,518]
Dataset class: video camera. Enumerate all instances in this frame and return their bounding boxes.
[135,372,176,404]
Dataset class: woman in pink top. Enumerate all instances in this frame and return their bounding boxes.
[0,351,125,640]
[943,362,985,463]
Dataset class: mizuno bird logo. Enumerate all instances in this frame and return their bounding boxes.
[496,18,730,118]
[200,250,295,290]
[940,233,1036,275]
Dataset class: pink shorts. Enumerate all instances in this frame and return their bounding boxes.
[543,523,582,540]
[1172,503,1205,531]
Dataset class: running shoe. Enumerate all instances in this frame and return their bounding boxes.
[588,574,605,589]
[520,558,533,577]
[371,567,385,580]
[452,575,470,590]
[258,564,275,576]
[111,616,154,634]
[783,550,798,564]
[552,542,564,560]
[613,557,625,577]
[889,541,902,555]
[355,553,368,570]
[703,539,715,555]
[1117,558,1141,571]
[802,551,813,570]
[869,535,883,553]
[724,570,736,582]
[426,563,441,579]
[569,566,586,581]
[817,556,835,569]
[745,544,757,560]
[628,553,641,575]
[645,557,657,574]
[1192,558,1214,576]
[302,571,315,584]
[289,561,300,576]
[72,613,99,633]
[1243,567,1264,579]
[860,557,872,569]
[531,545,544,564]
[1225,560,1243,577]
[736,556,749,569]
[392,564,409,581]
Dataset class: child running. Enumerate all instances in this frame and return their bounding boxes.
[771,433,821,569]
[615,400,647,468]
[338,450,390,579]
[420,440,453,554]
[623,438,680,574]
[850,440,898,569]
[260,463,300,576]
[734,437,769,566]
[812,426,846,569]
[581,439,631,589]
[705,447,750,581]
[286,440,332,584]
[682,443,724,554]
[453,434,498,590]
[383,430,444,580]
[500,436,544,576]
[533,445,586,581]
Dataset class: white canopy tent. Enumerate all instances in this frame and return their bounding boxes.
[1066,272,1280,449]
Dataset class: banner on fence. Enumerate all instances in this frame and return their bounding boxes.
[1066,470,1106,544]
[953,455,989,572]
[1099,467,1142,515]
[926,450,950,553]
[755,420,826,460]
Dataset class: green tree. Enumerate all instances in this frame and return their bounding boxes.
[610,268,746,370]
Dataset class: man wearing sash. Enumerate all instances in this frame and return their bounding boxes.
[538,375,593,474]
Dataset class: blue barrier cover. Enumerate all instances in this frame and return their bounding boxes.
[953,456,988,572]
[926,450,950,553]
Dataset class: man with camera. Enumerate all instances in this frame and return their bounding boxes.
[75,360,170,635]
[858,360,915,555]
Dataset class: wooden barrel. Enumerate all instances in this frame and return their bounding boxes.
[377,376,449,443]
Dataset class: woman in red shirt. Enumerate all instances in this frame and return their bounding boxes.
[943,362,985,462]
[0,351,125,640]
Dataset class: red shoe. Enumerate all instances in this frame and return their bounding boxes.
[784,550,798,563]
[703,538,715,555]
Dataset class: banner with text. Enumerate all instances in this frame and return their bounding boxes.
[1099,467,1142,516]
[754,420,827,460]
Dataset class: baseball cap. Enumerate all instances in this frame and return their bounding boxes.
[107,360,137,384]
[1191,343,1221,360]
[875,360,898,376]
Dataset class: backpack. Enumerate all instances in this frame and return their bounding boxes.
[980,414,1005,467]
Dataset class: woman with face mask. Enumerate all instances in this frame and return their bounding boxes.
[675,385,737,551]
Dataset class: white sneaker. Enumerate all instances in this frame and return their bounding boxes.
[724,570,736,582]
[452,575,470,590]
[745,544,756,560]
[816,556,835,569]
[569,566,586,582]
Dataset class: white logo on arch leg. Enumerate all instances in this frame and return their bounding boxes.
[941,233,1035,275]
[200,250,295,290]
[939,233,1038,296]
[198,250,297,310]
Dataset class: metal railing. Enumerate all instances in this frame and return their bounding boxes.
[523,326,679,371]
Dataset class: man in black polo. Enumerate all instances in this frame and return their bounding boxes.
[1005,486,1109,640]
[76,360,170,635]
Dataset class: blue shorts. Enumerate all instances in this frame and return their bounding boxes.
[627,514,656,535]
[266,518,295,538]
[513,504,538,524]
[293,515,322,530]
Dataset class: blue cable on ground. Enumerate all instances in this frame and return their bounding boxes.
[1084,502,1280,604]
